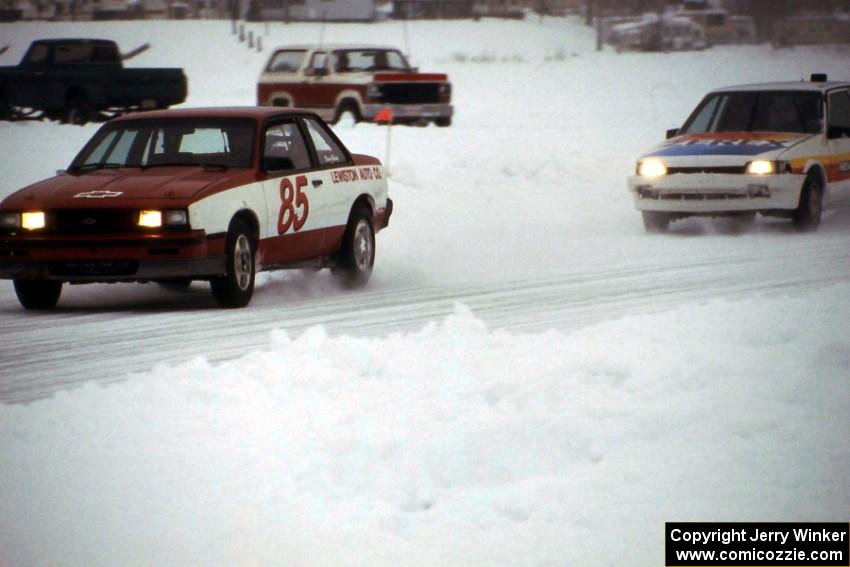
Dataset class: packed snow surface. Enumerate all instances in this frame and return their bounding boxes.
[1,16,849,567]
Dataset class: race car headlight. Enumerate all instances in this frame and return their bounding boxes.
[638,159,667,178]
[164,209,188,226]
[0,212,21,229]
[138,210,162,228]
[746,160,775,175]
[746,160,788,175]
[21,211,46,231]
[138,209,188,228]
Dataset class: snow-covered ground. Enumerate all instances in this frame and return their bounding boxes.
[0,17,848,567]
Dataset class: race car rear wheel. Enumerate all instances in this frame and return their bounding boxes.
[642,211,671,233]
[210,219,255,308]
[333,205,375,287]
[13,279,63,310]
[792,174,822,231]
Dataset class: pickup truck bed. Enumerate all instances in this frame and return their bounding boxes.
[0,38,187,124]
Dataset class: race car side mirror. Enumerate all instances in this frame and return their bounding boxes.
[666,128,680,139]
[262,156,295,173]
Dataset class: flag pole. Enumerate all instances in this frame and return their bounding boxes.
[375,107,394,177]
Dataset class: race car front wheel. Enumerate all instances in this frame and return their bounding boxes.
[642,211,671,233]
[792,174,823,231]
[333,205,375,288]
[14,279,62,310]
[210,219,256,308]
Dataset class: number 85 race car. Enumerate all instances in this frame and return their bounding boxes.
[629,75,850,232]
[0,107,393,309]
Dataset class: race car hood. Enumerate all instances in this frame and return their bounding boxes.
[1,167,259,210]
[641,132,812,164]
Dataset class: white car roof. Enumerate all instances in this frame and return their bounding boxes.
[270,44,401,52]
[712,80,850,93]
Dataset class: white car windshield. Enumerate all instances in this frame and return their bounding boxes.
[332,49,409,73]
[681,91,823,134]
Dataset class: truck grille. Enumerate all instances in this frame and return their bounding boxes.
[378,83,441,104]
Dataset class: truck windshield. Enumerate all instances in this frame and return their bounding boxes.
[681,91,823,134]
[332,49,409,73]
[70,118,256,170]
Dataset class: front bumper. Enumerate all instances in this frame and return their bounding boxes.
[0,230,226,282]
[362,103,453,122]
[628,173,803,213]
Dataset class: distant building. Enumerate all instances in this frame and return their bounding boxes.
[393,0,475,19]
[253,0,379,22]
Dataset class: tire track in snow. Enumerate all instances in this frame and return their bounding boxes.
[1,238,848,403]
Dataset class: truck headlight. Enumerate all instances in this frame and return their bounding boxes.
[637,159,667,178]
[21,211,46,230]
[366,84,382,101]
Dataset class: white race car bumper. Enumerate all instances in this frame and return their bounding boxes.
[628,173,803,213]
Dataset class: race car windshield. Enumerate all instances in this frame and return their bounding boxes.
[332,49,410,73]
[681,91,823,135]
[70,118,257,170]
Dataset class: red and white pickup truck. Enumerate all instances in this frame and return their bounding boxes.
[0,107,392,309]
[257,44,453,127]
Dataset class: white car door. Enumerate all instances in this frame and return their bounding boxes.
[826,88,850,205]
[301,116,360,230]
[259,119,333,264]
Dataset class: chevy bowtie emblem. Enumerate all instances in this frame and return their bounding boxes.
[74,190,123,198]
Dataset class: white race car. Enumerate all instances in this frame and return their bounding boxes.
[629,74,850,232]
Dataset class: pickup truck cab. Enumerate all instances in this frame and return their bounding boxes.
[258,44,453,126]
[0,38,187,124]
[0,107,392,309]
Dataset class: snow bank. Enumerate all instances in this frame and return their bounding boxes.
[2,287,848,567]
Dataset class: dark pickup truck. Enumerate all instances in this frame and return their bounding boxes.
[0,38,187,124]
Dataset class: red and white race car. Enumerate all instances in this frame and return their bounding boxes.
[0,107,392,309]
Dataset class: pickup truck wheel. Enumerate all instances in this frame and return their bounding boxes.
[210,219,255,308]
[64,96,91,125]
[792,174,822,231]
[13,279,63,310]
[333,102,361,126]
[435,117,452,127]
[0,98,11,121]
[642,211,671,233]
[333,206,375,287]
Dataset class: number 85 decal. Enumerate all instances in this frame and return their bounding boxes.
[278,175,309,234]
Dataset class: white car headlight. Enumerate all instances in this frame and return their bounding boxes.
[746,160,775,175]
[638,159,668,178]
